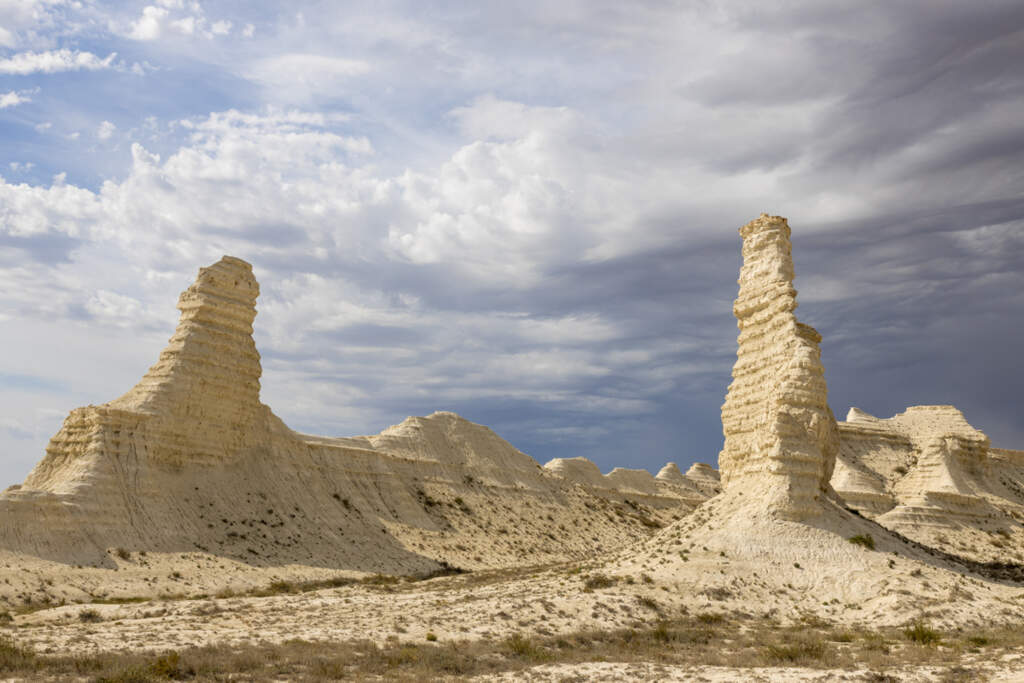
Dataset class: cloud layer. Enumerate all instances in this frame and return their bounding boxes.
[1,1,1022,488]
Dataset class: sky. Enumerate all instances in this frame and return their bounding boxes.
[1,1,1022,489]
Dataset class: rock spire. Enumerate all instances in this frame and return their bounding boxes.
[718,214,839,519]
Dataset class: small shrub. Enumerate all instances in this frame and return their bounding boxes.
[696,612,725,624]
[637,596,660,611]
[267,580,295,595]
[904,621,941,645]
[894,465,908,476]
[582,574,616,591]
[765,635,828,663]
[114,548,131,561]
[848,534,875,550]
[425,632,437,642]
[651,621,673,643]
[79,608,102,623]
[502,633,550,662]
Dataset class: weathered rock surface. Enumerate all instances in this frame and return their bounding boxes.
[718,214,839,520]
[682,463,722,497]
[0,257,693,583]
[832,405,1024,561]
[542,458,708,511]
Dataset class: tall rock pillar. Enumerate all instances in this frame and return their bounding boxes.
[718,214,839,519]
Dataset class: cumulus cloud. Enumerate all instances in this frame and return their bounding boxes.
[127,1,235,41]
[96,120,116,140]
[0,90,32,108]
[129,5,168,40]
[0,49,117,74]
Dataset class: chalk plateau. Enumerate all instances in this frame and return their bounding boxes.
[0,256,693,602]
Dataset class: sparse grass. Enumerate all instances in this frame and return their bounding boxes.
[848,534,875,550]
[903,621,941,646]
[2,615,1023,680]
[764,634,830,664]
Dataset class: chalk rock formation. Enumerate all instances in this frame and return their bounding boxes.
[655,462,688,485]
[543,458,708,510]
[831,405,1024,559]
[683,463,722,497]
[718,214,839,520]
[0,257,694,578]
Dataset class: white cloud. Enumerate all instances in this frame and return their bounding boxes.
[0,0,70,49]
[129,5,168,40]
[0,49,117,75]
[449,94,579,141]
[96,120,116,140]
[170,15,195,35]
[127,2,233,41]
[0,90,32,108]
[85,289,143,325]
[241,23,254,38]
[245,54,371,102]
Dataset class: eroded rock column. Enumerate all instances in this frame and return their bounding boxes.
[718,214,839,519]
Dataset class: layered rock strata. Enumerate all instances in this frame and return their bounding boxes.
[832,406,1024,560]
[718,214,839,520]
[0,257,693,574]
[542,458,708,510]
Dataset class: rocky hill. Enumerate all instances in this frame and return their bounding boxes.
[0,257,701,605]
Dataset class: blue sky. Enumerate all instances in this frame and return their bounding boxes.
[1,1,1023,488]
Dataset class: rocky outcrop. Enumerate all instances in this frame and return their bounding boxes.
[832,405,1024,562]
[683,463,721,497]
[543,458,708,510]
[0,257,694,575]
[718,214,839,520]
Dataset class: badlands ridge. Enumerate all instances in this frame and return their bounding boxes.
[1,214,1023,675]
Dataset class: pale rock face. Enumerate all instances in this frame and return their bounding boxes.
[655,462,686,484]
[718,214,839,520]
[605,467,659,495]
[542,458,707,509]
[832,404,1024,561]
[681,463,721,497]
[0,256,697,573]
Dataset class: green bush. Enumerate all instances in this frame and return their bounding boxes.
[903,622,941,645]
[848,534,875,550]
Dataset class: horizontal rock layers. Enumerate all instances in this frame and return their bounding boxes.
[832,405,1024,561]
[718,214,839,520]
[0,257,693,573]
[543,458,713,510]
